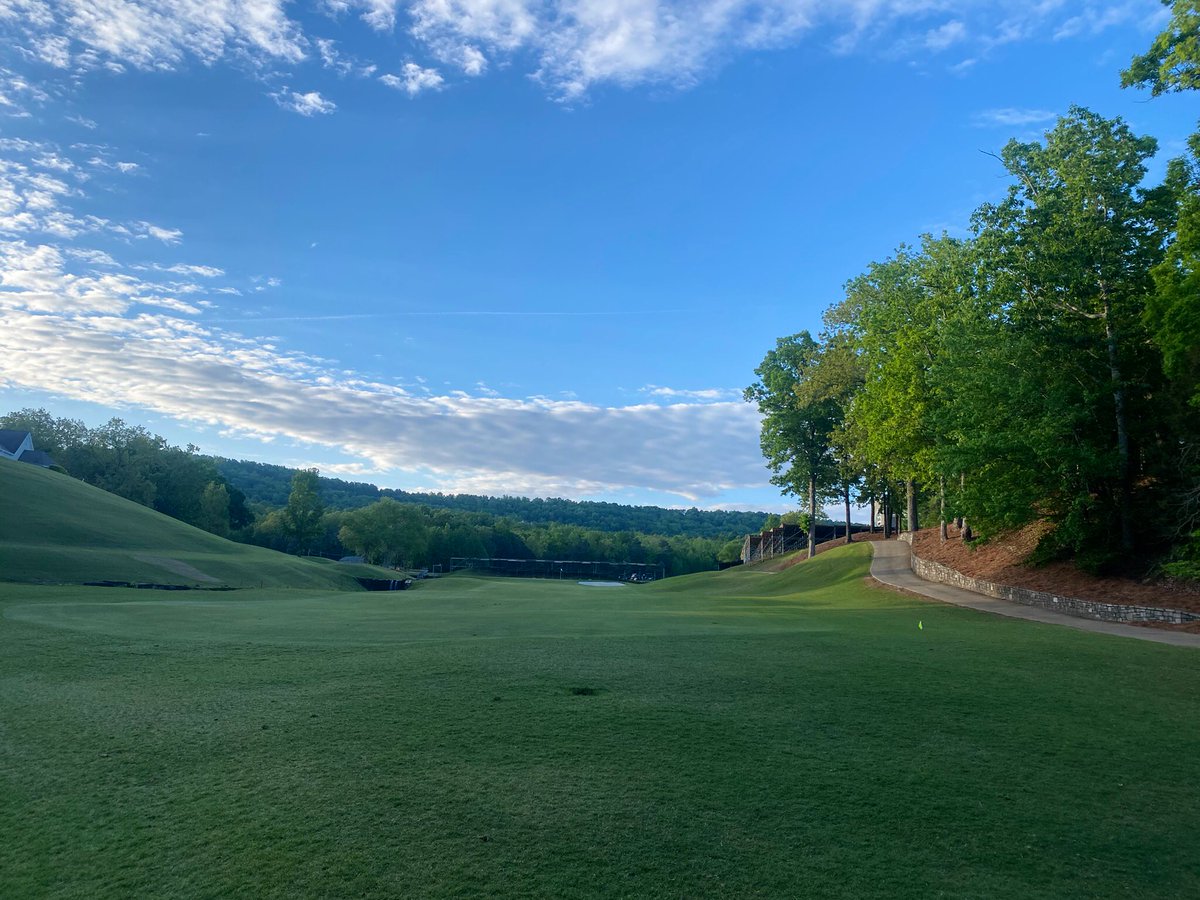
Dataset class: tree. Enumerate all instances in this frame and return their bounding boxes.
[829,238,970,534]
[199,481,231,537]
[745,332,842,558]
[283,469,325,553]
[972,107,1173,554]
[717,538,744,564]
[1121,1,1200,95]
[0,407,87,457]
[338,499,429,567]
[799,332,865,544]
[1145,136,1200,407]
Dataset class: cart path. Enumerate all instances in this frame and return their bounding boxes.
[869,538,1200,648]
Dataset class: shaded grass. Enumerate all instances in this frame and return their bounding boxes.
[0,459,397,588]
[2,545,1199,897]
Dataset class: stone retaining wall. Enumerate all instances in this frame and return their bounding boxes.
[897,532,1199,625]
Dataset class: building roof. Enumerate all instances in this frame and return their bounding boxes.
[0,429,32,454]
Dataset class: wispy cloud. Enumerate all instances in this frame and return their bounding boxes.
[0,237,767,502]
[0,1,1169,101]
[641,385,743,403]
[6,0,306,72]
[273,89,337,116]
[0,128,768,502]
[137,221,183,243]
[925,20,966,52]
[971,107,1059,128]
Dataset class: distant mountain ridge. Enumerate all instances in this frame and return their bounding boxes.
[214,457,770,540]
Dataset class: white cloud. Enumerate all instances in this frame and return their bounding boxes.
[66,247,119,266]
[137,262,225,277]
[0,239,769,501]
[273,89,337,116]
[136,221,183,243]
[925,20,966,52]
[0,0,1171,100]
[355,0,401,31]
[87,155,140,173]
[380,63,444,96]
[641,385,742,402]
[971,107,1058,128]
[5,0,307,72]
[318,0,402,31]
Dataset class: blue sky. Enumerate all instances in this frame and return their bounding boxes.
[0,1,1193,512]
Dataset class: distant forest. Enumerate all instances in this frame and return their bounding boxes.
[214,457,769,539]
[1,407,771,576]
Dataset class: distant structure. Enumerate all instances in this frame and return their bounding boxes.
[0,430,55,468]
[741,524,806,564]
[741,521,874,564]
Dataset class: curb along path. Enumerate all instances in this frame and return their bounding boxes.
[868,538,1200,648]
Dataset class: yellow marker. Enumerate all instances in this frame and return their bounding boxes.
[918,621,923,630]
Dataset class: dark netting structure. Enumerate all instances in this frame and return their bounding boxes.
[449,558,665,582]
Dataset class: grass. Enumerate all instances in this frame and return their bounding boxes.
[0,459,398,589]
[3,546,1199,898]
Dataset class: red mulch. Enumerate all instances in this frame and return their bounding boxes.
[763,524,1200,632]
[910,523,1200,632]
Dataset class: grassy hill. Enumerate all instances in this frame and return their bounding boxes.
[0,459,395,589]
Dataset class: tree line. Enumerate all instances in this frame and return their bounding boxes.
[253,471,736,576]
[1,408,749,576]
[213,457,769,539]
[1,407,253,535]
[745,9,1200,578]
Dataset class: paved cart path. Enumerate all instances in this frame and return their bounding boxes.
[869,538,1200,648]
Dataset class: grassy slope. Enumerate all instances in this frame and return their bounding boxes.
[2,546,1198,898]
[0,459,396,589]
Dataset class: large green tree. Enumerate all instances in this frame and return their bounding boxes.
[283,468,326,553]
[338,498,429,567]
[972,107,1174,555]
[745,331,842,558]
[828,236,973,534]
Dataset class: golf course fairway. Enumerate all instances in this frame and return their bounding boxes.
[3,545,1197,898]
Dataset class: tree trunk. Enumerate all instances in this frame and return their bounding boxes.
[906,480,918,534]
[869,496,877,534]
[939,477,948,542]
[807,476,818,559]
[883,493,892,538]
[1104,303,1134,553]
[844,483,853,544]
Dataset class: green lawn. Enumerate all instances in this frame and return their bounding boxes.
[3,546,1198,898]
[0,459,397,589]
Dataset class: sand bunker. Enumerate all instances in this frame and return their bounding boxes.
[578,581,626,587]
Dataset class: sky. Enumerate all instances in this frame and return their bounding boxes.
[0,1,1194,514]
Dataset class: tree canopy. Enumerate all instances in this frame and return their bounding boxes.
[1121,0,1200,95]
[749,103,1200,574]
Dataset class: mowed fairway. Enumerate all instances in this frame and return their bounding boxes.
[3,545,1199,898]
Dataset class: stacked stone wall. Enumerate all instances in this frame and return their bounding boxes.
[897,532,1199,626]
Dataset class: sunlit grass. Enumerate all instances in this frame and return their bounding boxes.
[2,546,1198,897]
